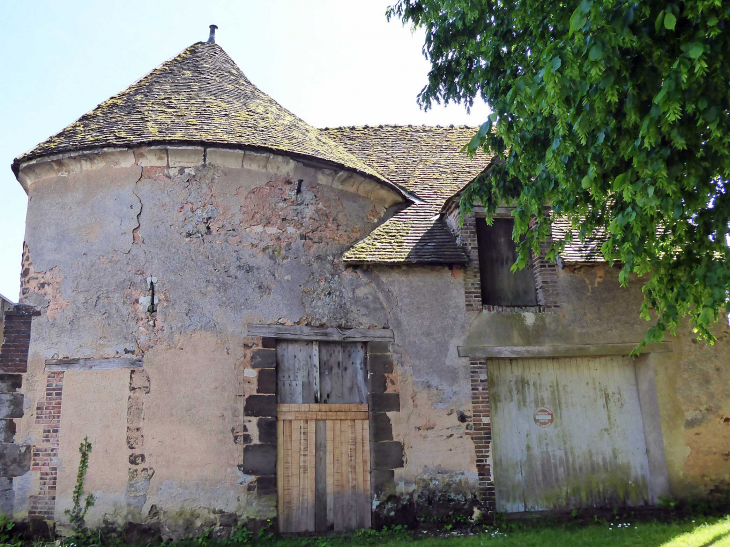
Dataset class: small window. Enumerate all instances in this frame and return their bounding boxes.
[476,218,538,307]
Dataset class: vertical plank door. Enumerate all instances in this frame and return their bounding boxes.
[489,356,652,512]
[276,341,370,533]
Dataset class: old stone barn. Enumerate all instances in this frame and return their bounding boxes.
[1,31,728,538]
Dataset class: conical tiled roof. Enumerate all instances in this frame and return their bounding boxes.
[12,42,396,192]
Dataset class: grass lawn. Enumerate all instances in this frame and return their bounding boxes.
[9,515,730,547]
[269,515,730,547]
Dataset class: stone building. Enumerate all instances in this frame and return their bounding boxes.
[0,294,15,342]
[2,29,728,538]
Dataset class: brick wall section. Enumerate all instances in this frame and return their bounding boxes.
[468,359,495,513]
[529,217,560,310]
[0,304,38,514]
[452,209,561,312]
[0,305,40,373]
[29,371,64,519]
[460,214,483,311]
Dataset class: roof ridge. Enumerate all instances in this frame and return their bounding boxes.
[321,124,479,130]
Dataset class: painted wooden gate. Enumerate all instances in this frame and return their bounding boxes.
[489,356,652,512]
[276,341,371,533]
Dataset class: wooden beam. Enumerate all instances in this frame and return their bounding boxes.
[45,357,143,372]
[247,324,394,342]
[312,341,320,404]
[457,342,673,359]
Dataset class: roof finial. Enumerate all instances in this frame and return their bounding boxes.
[207,24,218,44]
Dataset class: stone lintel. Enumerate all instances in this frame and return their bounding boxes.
[247,324,394,343]
[457,342,673,359]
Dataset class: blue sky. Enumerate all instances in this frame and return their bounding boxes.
[0,0,491,301]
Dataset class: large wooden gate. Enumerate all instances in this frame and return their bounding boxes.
[490,356,652,512]
[276,341,371,533]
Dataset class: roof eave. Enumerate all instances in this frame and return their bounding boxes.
[12,140,415,203]
[342,256,469,267]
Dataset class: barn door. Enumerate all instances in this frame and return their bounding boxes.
[276,341,371,533]
[490,356,652,512]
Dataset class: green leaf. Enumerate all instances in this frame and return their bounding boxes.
[655,10,665,32]
[688,43,704,59]
[589,44,603,61]
[654,84,669,104]
[391,0,730,349]
[570,9,587,34]
[699,307,714,325]
[614,172,629,188]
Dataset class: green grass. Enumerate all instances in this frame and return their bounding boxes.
[269,516,730,547]
[8,515,730,547]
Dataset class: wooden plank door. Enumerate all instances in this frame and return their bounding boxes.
[276,341,370,533]
[489,356,652,512]
[277,404,371,532]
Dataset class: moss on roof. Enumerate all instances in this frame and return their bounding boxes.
[322,125,490,203]
[12,41,500,266]
[324,125,493,264]
[340,203,470,264]
[12,42,394,190]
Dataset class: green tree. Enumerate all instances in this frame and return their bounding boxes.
[388,0,730,347]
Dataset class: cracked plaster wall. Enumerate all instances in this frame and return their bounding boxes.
[13,152,729,533]
[16,156,476,534]
[463,264,730,501]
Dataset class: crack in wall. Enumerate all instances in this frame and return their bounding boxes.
[125,169,145,254]
[132,190,143,245]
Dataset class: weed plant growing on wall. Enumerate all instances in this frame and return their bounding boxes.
[388,0,730,349]
[66,437,96,537]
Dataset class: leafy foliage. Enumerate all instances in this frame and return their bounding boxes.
[65,437,96,538]
[0,514,16,544]
[388,0,730,347]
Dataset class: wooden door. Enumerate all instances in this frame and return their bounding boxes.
[489,356,652,512]
[276,341,370,533]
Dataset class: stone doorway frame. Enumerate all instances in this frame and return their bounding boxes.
[242,325,404,532]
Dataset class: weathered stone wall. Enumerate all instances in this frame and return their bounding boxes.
[10,147,729,536]
[0,304,38,515]
[462,262,730,505]
[13,149,476,537]
[651,328,730,499]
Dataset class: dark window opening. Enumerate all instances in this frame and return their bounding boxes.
[476,217,538,307]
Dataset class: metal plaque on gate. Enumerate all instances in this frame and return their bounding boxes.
[533,407,554,428]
